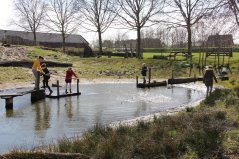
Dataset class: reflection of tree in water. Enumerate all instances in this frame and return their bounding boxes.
[35,101,51,132]
[65,97,73,119]
[187,89,192,102]
[134,101,148,117]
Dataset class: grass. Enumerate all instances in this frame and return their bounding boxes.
[1,46,239,158]
[0,67,32,84]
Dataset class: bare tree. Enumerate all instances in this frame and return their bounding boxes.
[116,0,165,58]
[46,0,79,53]
[77,0,118,56]
[164,0,220,55]
[14,0,47,44]
[223,0,238,23]
[225,0,239,25]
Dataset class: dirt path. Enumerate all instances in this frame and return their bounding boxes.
[0,77,136,90]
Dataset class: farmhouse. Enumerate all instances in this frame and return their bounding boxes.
[0,29,93,57]
[207,34,234,47]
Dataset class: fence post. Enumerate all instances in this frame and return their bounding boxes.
[77,78,79,94]
[57,80,60,97]
[148,67,151,84]
[136,76,138,87]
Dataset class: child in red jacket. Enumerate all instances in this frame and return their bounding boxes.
[65,67,78,94]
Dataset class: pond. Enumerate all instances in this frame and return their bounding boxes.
[0,83,205,154]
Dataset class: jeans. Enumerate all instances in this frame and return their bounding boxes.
[43,79,52,92]
[32,69,40,89]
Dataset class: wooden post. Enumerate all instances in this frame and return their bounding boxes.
[218,51,220,72]
[148,68,151,84]
[31,89,45,103]
[204,51,207,67]
[136,76,138,87]
[223,52,225,66]
[77,78,79,94]
[5,97,13,110]
[57,80,60,97]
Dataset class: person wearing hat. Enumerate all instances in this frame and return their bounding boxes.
[141,63,147,84]
[32,56,44,90]
[203,65,218,97]
[41,63,53,95]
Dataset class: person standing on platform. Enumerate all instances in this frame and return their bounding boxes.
[141,63,147,84]
[65,67,78,94]
[203,65,218,97]
[41,63,53,95]
[32,56,44,90]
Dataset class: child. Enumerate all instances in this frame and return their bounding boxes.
[41,63,53,95]
[65,67,78,94]
[141,63,147,84]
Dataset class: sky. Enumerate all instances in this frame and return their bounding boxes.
[0,0,136,45]
[0,0,14,29]
[0,0,238,44]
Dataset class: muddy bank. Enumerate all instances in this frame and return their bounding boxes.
[0,60,72,68]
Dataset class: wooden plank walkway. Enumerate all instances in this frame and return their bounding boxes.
[0,89,45,109]
[137,81,167,88]
[0,90,35,98]
[46,92,81,98]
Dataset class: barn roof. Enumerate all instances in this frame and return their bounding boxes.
[0,29,89,45]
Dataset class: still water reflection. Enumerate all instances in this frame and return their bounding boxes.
[0,83,204,153]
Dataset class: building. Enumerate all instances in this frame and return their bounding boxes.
[206,34,234,47]
[0,29,93,57]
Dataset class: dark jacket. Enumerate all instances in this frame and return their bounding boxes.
[141,66,147,76]
[42,68,50,80]
[203,69,217,86]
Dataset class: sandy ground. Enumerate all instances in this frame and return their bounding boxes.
[0,77,138,90]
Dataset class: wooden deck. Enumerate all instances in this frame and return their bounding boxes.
[0,90,35,98]
[0,89,45,109]
[46,92,81,98]
[137,81,167,88]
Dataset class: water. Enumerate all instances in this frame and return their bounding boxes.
[0,83,204,153]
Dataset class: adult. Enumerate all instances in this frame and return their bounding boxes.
[32,56,44,90]
[203,65,218,97]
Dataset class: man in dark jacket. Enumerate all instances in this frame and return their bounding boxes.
[203,65,218,97]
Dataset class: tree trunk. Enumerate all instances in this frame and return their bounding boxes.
[98,30,103,57]
[62,33,66,54]
[187,26,192,56]
[136,27,142,58]
[187,25,193,77]
[33,31,37,46]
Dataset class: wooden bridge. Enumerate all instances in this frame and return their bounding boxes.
[0,79,81,110]
[0,89,45,109]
